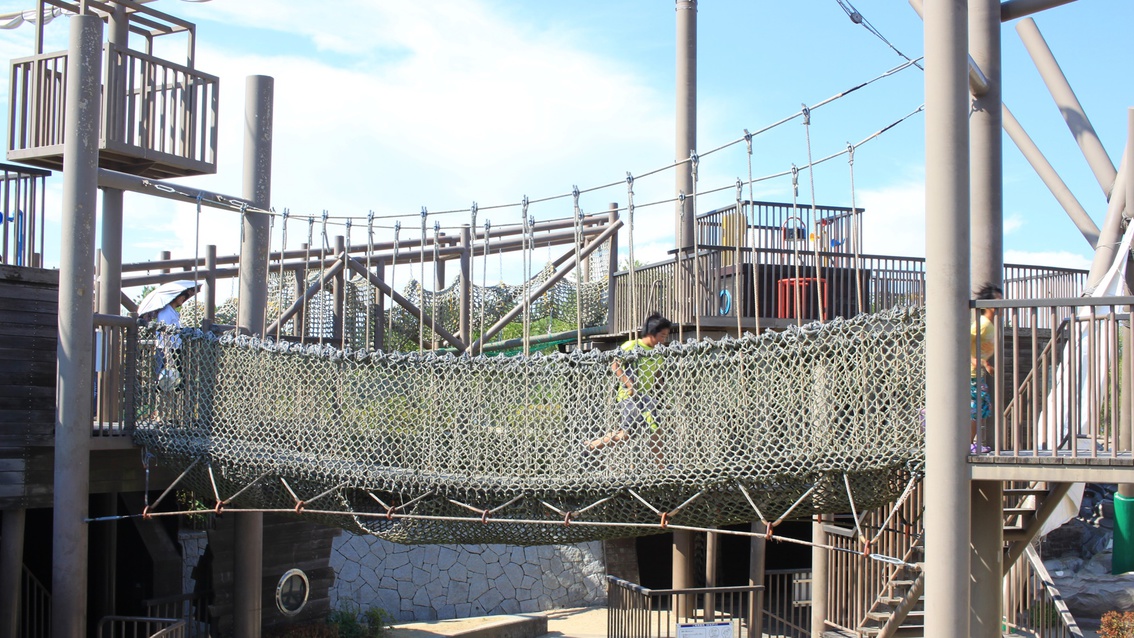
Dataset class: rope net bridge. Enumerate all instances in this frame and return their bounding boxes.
[133,307,926,546]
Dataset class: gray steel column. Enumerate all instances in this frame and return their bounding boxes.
[0,509,26,638]
[924,1,971,637]
[1017,18,1117,197]
[53,13,103,638]
[970,0,1002,291]
[1000,0,1076,22]
[1002,105,1099,247]
[970,481,1004,636]
[673,1,696,597]
[1119,108,1134,555]
[969,1,1004,629]
[605,204,619,333]
[704,530,717,621]
[748,522,766,638]
[673,531,693,615]
[99,190,123,315]
[810,517,829,636]
[205,245,217,325]
[459,225,471,347]
[234,75,273,638]
[675,0,696,250]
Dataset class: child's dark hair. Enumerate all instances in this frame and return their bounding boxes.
[974,283,1003,300]
[642,312,672,337]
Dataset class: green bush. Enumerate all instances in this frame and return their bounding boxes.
[327,603,393,638]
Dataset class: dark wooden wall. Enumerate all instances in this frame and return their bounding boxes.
[206,513,339,636]
[0,266,58,508]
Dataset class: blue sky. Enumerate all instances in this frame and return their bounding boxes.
[1,0,1131,293]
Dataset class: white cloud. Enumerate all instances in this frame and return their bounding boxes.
[856,181,925,258]
[1004,249,1091,272]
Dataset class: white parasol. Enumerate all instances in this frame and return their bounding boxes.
[137,280,199,316]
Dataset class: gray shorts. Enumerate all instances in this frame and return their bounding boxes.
[619,394,658,435]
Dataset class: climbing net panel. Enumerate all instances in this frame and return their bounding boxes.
[260,254,610,352]
[133,307,925,545]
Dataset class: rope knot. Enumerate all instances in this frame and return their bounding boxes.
[659,512,670,529]
[564,511,574,526]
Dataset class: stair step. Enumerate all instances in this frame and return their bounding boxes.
[1004,487,1047,496]
[1004,507,1036,515]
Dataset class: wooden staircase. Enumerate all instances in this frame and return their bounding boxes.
[854,481,1073,637]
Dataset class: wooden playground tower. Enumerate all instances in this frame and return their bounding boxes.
[0,1,1131,637]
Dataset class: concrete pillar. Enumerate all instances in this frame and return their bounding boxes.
[704,530,718,621]
[811,517,829,636]
[53,13,103,638]
[1,509,26,638]
[923,0,972,637]
[675,0,696,250]
[1117,108,1134,574]
[98,192,123,315]
[234,74,273,638]
[971,481,1004,636]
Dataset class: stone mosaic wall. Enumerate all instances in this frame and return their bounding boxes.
[328,534,608,621]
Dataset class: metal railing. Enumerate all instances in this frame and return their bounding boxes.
[0,162,50,266]
[94,313,139,437]
[977,297,1132,458]
[9,44,219,174]
[761,569,811,638]
[144,593,209,638]
[607,576,764,638]
[1003,545,1083,637]
[609,243,1085,333]
[98,616,186,638]
[21,564,51,638]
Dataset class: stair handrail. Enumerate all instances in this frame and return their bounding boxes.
[1002,545,1083,637]
[1000,317,1073,451]
[21,564,51,638]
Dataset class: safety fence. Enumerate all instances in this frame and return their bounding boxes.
[97,616,186,638]
[606,576,763,638]
[144,593,209,638]
[21,564,50,638]
[978,296,1134,458]
[0,162,50,267]
[610,246,1085,334]
[761,569,812,638]
[1003,545,1084,637]
[94,314,139,438]
[8,43,219,176]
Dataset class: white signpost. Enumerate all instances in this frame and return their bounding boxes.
[677,621,733,638]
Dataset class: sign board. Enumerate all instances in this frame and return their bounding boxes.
[677,621,733,638]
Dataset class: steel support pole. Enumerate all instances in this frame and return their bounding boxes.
[970,0,1002,292]
[205,245,217,325]
[1085,156,1128,290]
[234,75,273,638]
[924,1,971,637]
[810,517,829,636]
[332,235,345,342]
[53,14,102,638]
[674,2,697,604]
[0,509,26,638]
[1017,18,1117,198]
[1002,105,1099,247]
[606,204,619,334]
[971,481,1004,636]
[459,225,472,347]
[1118,108,1134,573]
[675,0,696,251]
[704,530,717,621]
[969,2,1005,628]
[748,521,766,638]
[1000,0,1077,22]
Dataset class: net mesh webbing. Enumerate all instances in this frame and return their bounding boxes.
[133,306,925,545]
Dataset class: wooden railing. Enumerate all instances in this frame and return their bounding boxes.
[606,576,763,638]
[1003,545,1083,637]
[978,297,1132,458]
[8,44,218,176]
[93,313,138,438]
[0,162,50,267]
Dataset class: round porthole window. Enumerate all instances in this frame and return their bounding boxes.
[275,568,309,617]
